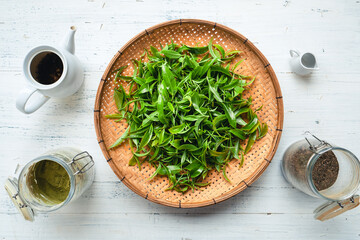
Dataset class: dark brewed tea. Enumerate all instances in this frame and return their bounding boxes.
[30,51,63,85]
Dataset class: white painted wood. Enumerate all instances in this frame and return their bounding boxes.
[1,0,360,239]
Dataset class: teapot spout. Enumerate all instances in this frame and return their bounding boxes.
[62,26,77,54]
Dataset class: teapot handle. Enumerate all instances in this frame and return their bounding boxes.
[289,49,300,58]
[16,85,50,114]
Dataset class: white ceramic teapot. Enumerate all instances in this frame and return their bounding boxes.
[16,26,84,114]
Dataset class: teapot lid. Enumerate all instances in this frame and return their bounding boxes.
[4,177,34,221]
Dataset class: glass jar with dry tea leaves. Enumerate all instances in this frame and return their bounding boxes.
[281,132,360,221]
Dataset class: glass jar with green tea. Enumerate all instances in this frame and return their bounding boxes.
[281,132,360,221]
[5,147,95,221]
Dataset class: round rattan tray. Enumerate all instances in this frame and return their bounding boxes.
[94,19,283,208]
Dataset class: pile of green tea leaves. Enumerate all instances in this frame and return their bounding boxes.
[106,39,268,193]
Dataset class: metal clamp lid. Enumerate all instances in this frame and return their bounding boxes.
[68,151,94,175]
[304,131,332,153]
[4,177,34,221]
[314,195,359,221]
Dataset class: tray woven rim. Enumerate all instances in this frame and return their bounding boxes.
[94,19,284,208]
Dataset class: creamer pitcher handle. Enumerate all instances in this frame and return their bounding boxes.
[16,85,50,114]
[289,49,300,58]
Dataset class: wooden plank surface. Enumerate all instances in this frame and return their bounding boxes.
[1,0,360,239]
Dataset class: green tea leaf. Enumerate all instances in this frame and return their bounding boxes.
[114,88,125,110]
[195,182,210,187]
[167,165,182,174]
[209,149,226,157]
[221,103,237,128]
[222,167,230,182]
[169,123,186,134]
[110,126,130,149]
[195,116,206,134]
[185,160,204,178]
[233,140,240,160]
[150,46,162,58]
[211,65,232,77]
[214,44,225,58]
[157,83,167,125]
[208,38,218,59]
[105,113,125,119]
[112,65,127,74]
[257,123,268,139]
[225,50,242,56]
[208,82,223,103]
[178,144,198,151]
[167,102,175,113]
[182,115,201,121]
[148,164,162,180]
[107,40,268,193]
[162,64,177,96]
[128,155,138,166]
[229,129,246,140]
[161,50,181,59]
[212,115,227,131]
[133,149,151,157]
[242,118,258,132]
[245,131,257,154]
[138,125,153,150]
[186,45,209,55]
[232,59,244,72]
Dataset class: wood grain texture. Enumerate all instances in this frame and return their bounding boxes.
[1,0,360,239]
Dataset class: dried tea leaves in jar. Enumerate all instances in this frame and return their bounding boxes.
[286,144,314,183]
[312,151,339,191]
[285,145,339,192]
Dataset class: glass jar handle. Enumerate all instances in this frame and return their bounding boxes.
[314,195,359,221]
[68,151,94,175]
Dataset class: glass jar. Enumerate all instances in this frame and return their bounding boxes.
[5,147,95,221]
[281,133,360,221]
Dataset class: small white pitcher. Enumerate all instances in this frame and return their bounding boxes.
[16,26,84,114]
[289,50,319,76]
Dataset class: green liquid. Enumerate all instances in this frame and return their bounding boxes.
[28,160,70,205]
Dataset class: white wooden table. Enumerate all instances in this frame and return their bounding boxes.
[1,0,360,239]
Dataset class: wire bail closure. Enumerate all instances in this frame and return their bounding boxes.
[68,151,94,175]
[10,190,27,208]
[304,131,331,153]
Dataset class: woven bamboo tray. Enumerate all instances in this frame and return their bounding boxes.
[94,19,283,208]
